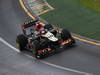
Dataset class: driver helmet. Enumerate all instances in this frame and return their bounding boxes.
[36,23,44,30]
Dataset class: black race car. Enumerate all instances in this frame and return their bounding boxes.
[16,20,75,59]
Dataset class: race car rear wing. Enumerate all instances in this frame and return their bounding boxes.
[21,20,39,29]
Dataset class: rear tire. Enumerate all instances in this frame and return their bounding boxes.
[16,34,28,51]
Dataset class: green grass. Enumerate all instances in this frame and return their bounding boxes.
[40,0,100,40]
[81,0,100,12]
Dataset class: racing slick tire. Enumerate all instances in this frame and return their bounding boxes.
[61,29,75,46]
[16,34,28,51]
[61,29,71,40]
[32,40,43,59]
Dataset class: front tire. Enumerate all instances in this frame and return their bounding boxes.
[61,29,71,40]
[61,29,75,46]
[32,40,43,59]
[16,34,28,51]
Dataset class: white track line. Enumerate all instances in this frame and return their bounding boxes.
[0,37,20,52]
[0,37,93,75]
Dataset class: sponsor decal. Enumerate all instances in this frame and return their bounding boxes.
[38,48,52,54]
[61,39,71,45]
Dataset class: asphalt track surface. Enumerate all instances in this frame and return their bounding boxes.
[0,0,100,75]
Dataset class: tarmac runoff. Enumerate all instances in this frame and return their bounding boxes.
[19,0,100,46]
[0,37,93,75]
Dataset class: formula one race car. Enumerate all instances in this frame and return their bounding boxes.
[16,20,75,59]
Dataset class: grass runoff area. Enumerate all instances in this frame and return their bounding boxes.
[40,0,100,41]
[81,0,100,12]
